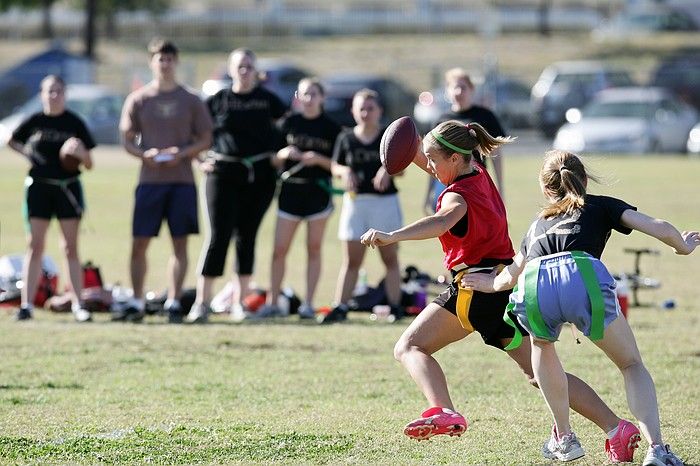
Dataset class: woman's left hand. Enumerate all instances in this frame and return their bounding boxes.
[372,166,391,192]
[460,273,496,292]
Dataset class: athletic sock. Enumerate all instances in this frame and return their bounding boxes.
[607,426,619,439]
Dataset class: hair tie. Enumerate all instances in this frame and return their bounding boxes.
[464,123,477,138]
[430,130,472,155]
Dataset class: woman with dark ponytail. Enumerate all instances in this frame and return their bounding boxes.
[361,127,643,465]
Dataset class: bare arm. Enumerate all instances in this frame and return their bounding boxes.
[621,209,699,255]
[489,148,504,200]
[460,251,525,293]
[177,131,213,160]
[121,129,146,159]
[8,139,30,161]
[411,142,433,176]
[360,191,466,247]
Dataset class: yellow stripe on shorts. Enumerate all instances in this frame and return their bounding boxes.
[454,270,475,333]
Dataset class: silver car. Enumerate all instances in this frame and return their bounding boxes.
[0,84,123,145]
[553,87,698,154]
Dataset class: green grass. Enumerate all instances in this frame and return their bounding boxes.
[1,149,699,464]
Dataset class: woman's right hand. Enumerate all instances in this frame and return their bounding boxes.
[277,145,302,161]
[360,228,395,248]
[676,231,700,255]
[199,159,215,173]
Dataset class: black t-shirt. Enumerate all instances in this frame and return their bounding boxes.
[12,110,96,180]
[436,105,506,168]
[332,127,397,195]
[520,194,637,260]
[206,86,287,157]
[277,112,341,181]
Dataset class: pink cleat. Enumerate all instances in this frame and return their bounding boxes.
[404,407,468,440]
[605,419,642,463]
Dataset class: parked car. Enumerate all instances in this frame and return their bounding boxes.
[413,75,532,134]
[531,61,634,138]
[649,53,700,111]
[553,87,697,154]
[200,59,309,106]
[321,73,416,128]
[687,122,700,154]
[592,4,697,40]
[0,84,123,145]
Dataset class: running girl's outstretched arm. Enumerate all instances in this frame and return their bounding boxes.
[461,251,526,293]
[620,209,700,255]
[360,191,466,248]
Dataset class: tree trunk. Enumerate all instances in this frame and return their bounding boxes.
[104,10,118,39]
[84,0,97,59]
[538,0,552,37]
[41,0,54,38]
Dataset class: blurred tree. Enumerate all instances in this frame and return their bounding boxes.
[0,0,56,38]
[95,0,169,38]
[81,0,170,58]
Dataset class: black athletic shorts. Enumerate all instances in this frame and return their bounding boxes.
[278,179,333,220]
[433,271,523,350]
[24,176,84,220]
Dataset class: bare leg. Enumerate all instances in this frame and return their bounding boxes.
[130,236,150,299]
[168,236,188,300]
[22,218,50,306]
[378,243,401,306]
[233,274,252,307]
[57,218,82,306]
[394,303,468,409]
[305,215,329,306]
[269,216,301,305]
[594,315,663,446]
[195,275,216,305]
[531,338,572,436]
[506,336,619,433]
[334,240,366,304]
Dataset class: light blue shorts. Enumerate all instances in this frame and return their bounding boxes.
[508,252,621,341]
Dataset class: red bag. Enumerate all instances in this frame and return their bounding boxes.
[83,261,103,288]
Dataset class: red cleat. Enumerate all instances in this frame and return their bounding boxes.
[404,407,468,440]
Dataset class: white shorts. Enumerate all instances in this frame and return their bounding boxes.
[338,193,403,242]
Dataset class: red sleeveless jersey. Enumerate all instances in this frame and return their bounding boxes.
[436,166,514,270]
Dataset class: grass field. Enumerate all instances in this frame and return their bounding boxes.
[1,148,699,465]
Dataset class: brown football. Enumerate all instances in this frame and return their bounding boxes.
[59,139,82,172]
[380,116,419,175]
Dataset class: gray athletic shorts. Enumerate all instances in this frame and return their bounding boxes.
[337,193,402,241]
[509,251,621,341]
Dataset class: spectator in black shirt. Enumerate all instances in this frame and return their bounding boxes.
[187,48,287,323]
[321,89,403,323]
[8,75,95,322]
[257,78,341,319]
[425,68,507,213]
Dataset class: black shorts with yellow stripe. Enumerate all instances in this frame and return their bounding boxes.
[433,271,522,350]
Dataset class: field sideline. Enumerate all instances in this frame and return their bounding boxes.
[1,148,699,465]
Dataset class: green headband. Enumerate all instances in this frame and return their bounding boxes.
[430,130,472,155]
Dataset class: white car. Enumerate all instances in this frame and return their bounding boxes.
[687,122,700,154]
[553,87,697,154]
